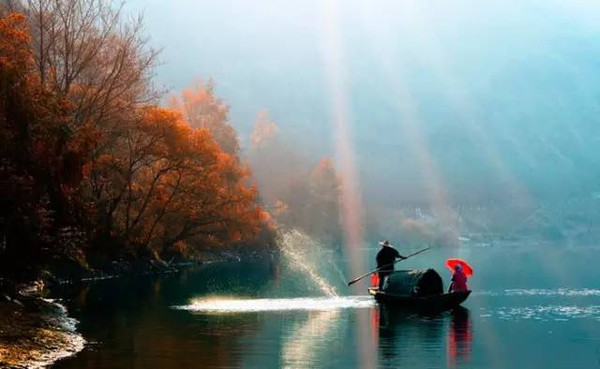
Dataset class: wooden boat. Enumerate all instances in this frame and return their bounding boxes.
[369,287,471,311]
[368,269,470,312]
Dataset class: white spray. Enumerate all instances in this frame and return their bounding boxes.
[278,228,339,297]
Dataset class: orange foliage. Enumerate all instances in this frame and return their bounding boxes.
[272,156,342,241]
[85,105,268,257]
[246,110,344,242]
[250,110,278,149]
[168,81,239,155]
[0,13,31,74]
[0,7,273,274]
[0,11,97,272]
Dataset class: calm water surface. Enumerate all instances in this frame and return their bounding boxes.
[52,244,600,368]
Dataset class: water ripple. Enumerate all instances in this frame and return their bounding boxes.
[504,288,600,297]
[496,305,600,322]
[474,288,600,297]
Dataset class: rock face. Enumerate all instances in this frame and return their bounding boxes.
[0,288,85,368]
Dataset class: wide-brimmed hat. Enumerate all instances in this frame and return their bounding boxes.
[379,240,393,247]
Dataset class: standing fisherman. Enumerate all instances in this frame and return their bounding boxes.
[376,240,406,289]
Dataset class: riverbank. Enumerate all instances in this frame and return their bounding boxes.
[0,285,85,368]
[55,249,276,284]
[0,250,276,367]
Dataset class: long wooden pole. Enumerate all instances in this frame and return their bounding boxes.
[346,246,430,286]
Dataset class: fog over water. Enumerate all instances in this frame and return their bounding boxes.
[35,2,600,367]
[127,0,600,207]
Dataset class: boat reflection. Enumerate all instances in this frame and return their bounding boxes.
[447,307,472,367]
[371,305,472,368]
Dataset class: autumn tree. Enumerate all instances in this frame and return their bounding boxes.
[0,12,92,277]
[20,0,158,118]
[169,81,240,155]
[14,0,159,212]
[247,111,307,206]
[247,112,343,242]
[250,110,278,149]
[0,2,274,278]
[306,158,342,237]
[83,105,270,261]
[134,108,268,258]
[278,158,342,241]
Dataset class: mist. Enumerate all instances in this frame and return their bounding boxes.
[124,0,600,244]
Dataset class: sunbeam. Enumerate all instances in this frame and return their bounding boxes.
[318,0,366,279]
[355,2,456,234]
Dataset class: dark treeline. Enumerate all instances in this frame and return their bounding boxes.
[0,1,277,281]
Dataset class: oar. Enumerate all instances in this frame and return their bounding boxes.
[346,246,430,286]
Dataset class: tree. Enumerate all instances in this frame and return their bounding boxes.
[250,110,278,149]
[168,81,240,155]
[0,12,92,276]
[0,3,274,278]
[246,111,343,241]
[278,158,342,240]
[84,105,268,260]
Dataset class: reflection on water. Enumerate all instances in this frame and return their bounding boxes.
[448,308,472,368]
[371,305,472,369]
[282,310,341,369]
[52,246,600,368]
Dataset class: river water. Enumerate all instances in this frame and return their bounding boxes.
[52,243,600,368]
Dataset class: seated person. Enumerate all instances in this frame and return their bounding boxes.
[449,264,468,292]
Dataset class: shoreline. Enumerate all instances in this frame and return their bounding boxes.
[51,249,277,286]
[0,252,276,368]
[0,292,85,368]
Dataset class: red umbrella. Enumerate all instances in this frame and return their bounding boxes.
[445,258,474,277]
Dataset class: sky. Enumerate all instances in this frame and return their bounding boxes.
[125,0,600,207]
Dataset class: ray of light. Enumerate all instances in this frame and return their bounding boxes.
[394,2,533,208]
[354,3,511,365]
[355,2,456,233]
[317,2,373,367]
[317,0,365,281]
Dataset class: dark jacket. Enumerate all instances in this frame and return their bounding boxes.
[376,246,401,272]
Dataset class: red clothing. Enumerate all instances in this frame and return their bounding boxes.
[451,270,468,291]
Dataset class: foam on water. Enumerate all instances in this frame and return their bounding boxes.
[173,296,374,313]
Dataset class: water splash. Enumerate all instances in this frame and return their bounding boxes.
[278,229,339,297]
[174,296,374,313]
